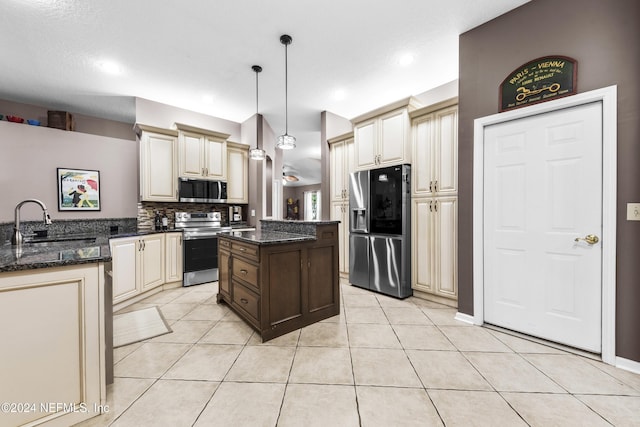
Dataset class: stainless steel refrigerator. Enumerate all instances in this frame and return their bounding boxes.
[349,164,412,298]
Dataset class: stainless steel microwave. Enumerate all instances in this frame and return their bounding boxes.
[178,178,227,203]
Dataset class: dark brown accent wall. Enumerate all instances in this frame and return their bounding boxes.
[458,0,640,362]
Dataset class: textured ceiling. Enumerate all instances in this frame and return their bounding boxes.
[1,0,529,185]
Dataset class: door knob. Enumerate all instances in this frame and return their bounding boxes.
[574,234,599,245]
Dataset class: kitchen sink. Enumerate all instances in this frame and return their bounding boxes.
[24,236,97,245]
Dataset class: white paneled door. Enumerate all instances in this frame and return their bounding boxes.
[483,101,603,353]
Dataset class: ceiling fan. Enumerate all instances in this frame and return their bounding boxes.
[282,168,299,183]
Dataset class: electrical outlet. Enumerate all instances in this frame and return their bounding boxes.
[251,209,256,217]
[627,203,640,221]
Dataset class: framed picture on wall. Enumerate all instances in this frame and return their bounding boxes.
[57,168,101,211]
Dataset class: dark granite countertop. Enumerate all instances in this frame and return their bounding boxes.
[220,230,316,245]
[0,229,182,273]
[0,236,112,273]
[220,220,339,245]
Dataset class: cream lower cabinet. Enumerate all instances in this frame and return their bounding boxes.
[331,201,350,278]
[412,196,457,302]
[165,232,183,284]
[137,124,179,202]
[0,263,106,426]
[110,233,165,305]
[226,142,249,203]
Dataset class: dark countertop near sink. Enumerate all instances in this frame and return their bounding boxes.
[0,229,182,273]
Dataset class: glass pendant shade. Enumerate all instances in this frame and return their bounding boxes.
[249,147,266,160]
[276,133,296,149]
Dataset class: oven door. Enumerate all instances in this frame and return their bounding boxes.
[183,235,219,286]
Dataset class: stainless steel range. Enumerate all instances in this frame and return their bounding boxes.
[174,211,231,286]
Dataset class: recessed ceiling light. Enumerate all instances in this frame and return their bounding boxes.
[333,89,346,101]
[97,60,122,75]
[398,53,414,67]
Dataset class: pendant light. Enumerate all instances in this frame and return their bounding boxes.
[276,34,296,150]
[249,65,266,161]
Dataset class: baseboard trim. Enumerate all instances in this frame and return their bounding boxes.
[616,356,640,375]
[454,312,475,325]
[411,289,458,308]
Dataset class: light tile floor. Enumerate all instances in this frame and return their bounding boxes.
[77,282,640,426]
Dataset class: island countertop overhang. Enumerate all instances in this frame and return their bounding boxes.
[220,219,340,246]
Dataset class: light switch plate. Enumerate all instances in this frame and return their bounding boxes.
[627,203,640,221]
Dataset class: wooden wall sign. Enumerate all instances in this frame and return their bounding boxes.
[500,56,577,112]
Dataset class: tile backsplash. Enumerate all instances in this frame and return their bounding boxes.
[1,202,234,241]
[137,202,229,231]
[0,217,137,242]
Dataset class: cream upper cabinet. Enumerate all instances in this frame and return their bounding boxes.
[204,135,226,179]
[378,108,409,165]
[329,132,354,202]
[175,123,229,180]
[412,196,458,302]
[352,97,421,171]
[137,124,179,202]
[353,119,377,170]
[226,141,249,203]
[411,104,458,197]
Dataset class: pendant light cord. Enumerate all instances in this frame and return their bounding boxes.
[252,65,262,151]
[284,41,288,135]
[256,67,259,149]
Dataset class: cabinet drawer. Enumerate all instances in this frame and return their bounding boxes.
[231,241,259,260]
[232,281,260,324]
[219,239,231,249]
[232,257,259,289]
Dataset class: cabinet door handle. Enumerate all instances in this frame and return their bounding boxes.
[240,298,249,304]
[429,201,433,212]
[239,247,246,252]
[434,200,438,212]
[240,269,248,275]
[434,180,438,192]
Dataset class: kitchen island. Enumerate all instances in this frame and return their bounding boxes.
[218,220,340,342]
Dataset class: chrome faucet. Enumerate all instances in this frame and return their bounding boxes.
[11,199,52,246]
